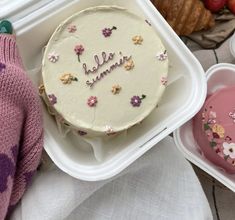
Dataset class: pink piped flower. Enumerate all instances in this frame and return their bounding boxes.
[48,52,59,63]
[208,111,216,124]
[67,24,77,33]
[48,94,57,105]
[161,77,168,86]
[74,44,84,62]
[87,96,98,107]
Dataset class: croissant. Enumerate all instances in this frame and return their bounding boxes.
[151,0,215,36]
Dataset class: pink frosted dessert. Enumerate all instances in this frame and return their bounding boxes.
[193,85,235,174]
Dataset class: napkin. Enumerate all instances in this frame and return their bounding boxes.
[11,137,212,220]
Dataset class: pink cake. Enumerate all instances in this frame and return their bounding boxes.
[193,85,235,174]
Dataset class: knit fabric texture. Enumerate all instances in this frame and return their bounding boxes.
[0,34,43,219]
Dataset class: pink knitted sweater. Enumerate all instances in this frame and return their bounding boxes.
[0,34,43,219]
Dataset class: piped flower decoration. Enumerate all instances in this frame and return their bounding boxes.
[87,96,98,107]
[229,110,235,123]
[161,77,168,86]
[208,111,217,124]
[132,35,143,45]
[102,26,117,37]
[60,73,78,84]
[130,95,146,107]
[0,62,6,72]
[212,124,225,139]
[223,142,235,159]
[48,94,57,105]
[111,85,122,95]
[38,84,45,95]
[74,44,84,62]
[156,50,168,61]
[48,52,59,63]
[105,125,116,136]
[124,59,135,71]
[67,24,77,33]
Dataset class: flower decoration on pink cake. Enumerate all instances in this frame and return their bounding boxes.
[87,96,98,107]
[161,77,168,86]
[208,111,216,124]
[48,52,59,63]
[132,35,143,45]
[229,110,235,123]
[223,142,235,159]
[0,62,6,72]
[74,44,84,62]
[130,95,146,107]
[48,94,57,105]
[67,24,77,33]
[124,59,135,71]
[201,105,235,162]
[102,26,117,37]
[156,50,168,61]
[212,124,225,139]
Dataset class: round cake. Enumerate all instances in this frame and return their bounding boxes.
[41,6,168,137]
[193,85,235,174]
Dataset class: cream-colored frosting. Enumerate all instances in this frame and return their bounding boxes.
[42,6,168,136]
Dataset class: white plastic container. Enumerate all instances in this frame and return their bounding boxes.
[230,31,235,58]
[13,0,206,181]
[174,63,235,192]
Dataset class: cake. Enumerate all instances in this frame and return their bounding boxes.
[193,85,235,174]
[40,6,169,137]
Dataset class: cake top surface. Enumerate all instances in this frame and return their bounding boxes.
[42,6,168,135]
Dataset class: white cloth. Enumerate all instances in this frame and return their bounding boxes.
[11,137,212,220]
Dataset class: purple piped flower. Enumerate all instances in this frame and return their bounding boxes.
[74,44,84,62]
[130,95,146,107]
[102,26,117,37]
[87,96,98,107]
[0,62,6,72]
[48,94,57,105]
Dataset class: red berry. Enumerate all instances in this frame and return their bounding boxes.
[203,0,227,12]
[227,0,235,14]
